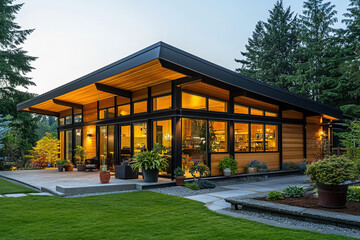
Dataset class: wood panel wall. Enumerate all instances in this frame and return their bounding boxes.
[211,153,229,176]
[306,115,322,162]
[282,110,303,119]
[59,108,72,117]
[282,124,304,164]
[83,125,96,158]
[83,102,97,122]
[235,152,280,173]
[98,97,115,109]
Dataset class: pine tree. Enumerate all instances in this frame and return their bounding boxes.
[236,0,299,91]
[286,0,346,106]
[0,1,38,157]
[340,0,360,117]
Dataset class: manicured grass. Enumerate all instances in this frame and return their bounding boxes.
[0,191,354,240]
[0,178,38,194]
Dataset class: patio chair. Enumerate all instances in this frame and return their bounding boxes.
[85,157,98,171]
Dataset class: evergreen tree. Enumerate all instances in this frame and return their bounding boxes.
[285,0,349,107]
[236,0,299,91]
[0,1,38,157]
[340,0,360,117]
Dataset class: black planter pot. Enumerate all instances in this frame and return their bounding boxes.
[317,184,348,209]
[77,164,86,172]
[142,168,159,183]
[57,165,63,172]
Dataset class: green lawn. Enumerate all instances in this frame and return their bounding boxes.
[0,178,38,194]
[0,191,355,240]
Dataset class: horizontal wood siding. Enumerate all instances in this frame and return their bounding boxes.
[235,152,280,173]
[306,115,322,162]
[282,110,303,119]
[152,82,171,96]
[83,102,97,122]
[211,153,229,176]
[59,108,72,117]
[282,124,304,164]
[83,125,96,158]
[98,97,115,109]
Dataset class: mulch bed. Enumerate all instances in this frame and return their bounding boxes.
[255,194,360,216]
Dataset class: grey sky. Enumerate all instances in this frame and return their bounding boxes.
[16,0,349,95]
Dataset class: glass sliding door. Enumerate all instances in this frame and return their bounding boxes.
[182,118,207,178]
[75,128,82,147]
[99,125,115,170]
[153,119,172,176]
[65,130,73,161]
[120,125,131,162]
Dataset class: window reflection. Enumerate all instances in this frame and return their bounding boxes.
[251,124,264,152]
[265,125,278,151]
[182,92,206,110]
[153,95,171,111]
[208,99,227,112]
[117,104,130,117]
[235,123,249,152]
[234,104,249,114]
[250,108,264,116]
[209,121,227,152]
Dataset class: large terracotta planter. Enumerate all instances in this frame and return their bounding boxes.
[64,165,74,171]
[142,168,159,183]
[175,176,185,186]
[317,184,348,209]
[100,171,110,184]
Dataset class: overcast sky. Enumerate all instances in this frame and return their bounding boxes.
[15,0,349,95]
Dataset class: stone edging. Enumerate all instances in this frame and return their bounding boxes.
[225,197,360,229]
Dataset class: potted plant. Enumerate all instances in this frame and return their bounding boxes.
[257,163,268,173]
[63,160,74,171]
[218,155,238,177]
[130,143,168,183]
[247,160,260,174]
[74,146,88,172]
[99,157,110,183]
[174,167,185,186]
[56,159,66,172]
[306,155,359,208]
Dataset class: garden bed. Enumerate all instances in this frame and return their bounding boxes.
[255,194,360,216]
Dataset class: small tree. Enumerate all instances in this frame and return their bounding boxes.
[27,132,60,166]
[74,146,88,164]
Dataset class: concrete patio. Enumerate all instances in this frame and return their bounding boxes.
[0,169,173,196]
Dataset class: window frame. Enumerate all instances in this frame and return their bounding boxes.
[98,106,116,120]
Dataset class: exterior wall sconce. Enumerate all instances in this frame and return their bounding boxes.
[87,132,93,137]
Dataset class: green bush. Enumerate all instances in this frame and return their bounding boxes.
[218,155,238,175]
[184,182,200,190]
[347,186,360,202]
[306,155,359,185]
[197,180,216,189]
[130,143,168,172]
[174,167,185,177]
[266,191,284,200]
[282,185,306,198]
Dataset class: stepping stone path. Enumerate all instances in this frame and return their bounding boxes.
[1,192,53,198]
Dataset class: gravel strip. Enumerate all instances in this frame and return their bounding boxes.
[149,185,231,197]
[222,208,360,239]
[65,189,139,198]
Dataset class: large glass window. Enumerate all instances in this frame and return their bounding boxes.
[99,125,115,170]
[65,130,72,161]
[117,104,130,117]
[209,121,227,152]
[153,120,172,176]
[74,109,82,123]
[99,109,106,120]
[182,118,207,177]
[133,101,147,114]
[153,95,172,111]
[59,118,65,126]
[208,98,227,112]
[65,116,72,125]
[182,92,206,110]
[99,107,115,120]
[120,125,131,162]
[133,122,147,153]
[265,125,278,151]
[234,123,249,152]
[234,104,249,115]
[251,124,264,152]
[75,129,82,147]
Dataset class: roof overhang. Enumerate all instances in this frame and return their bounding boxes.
[18,41,343,120]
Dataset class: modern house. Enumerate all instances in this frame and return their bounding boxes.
[17,42,342,178]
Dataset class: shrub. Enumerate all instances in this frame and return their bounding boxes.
[32,157,47,169]
[282,185,306,198]
[189,163,210,180]
[218,155,238,175]
[197,180,216,189]
[56,159,66,165]
[247,160,260,168]
[174,167,185,177]
[347,186,360,202]
[266,191,284,200]
[184,182,200,190]
[130,144,168,172]
[306,155,359,185]
[258,163,268,170]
